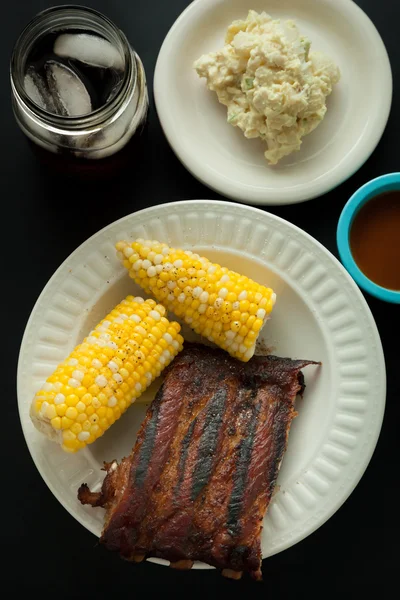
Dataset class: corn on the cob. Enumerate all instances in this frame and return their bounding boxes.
[116,240,276,362]
[31,296,184,453]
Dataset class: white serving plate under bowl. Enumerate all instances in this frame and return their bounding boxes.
[154,0,392,205]
[18,200,385,568]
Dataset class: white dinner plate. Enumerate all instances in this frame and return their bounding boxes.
[18,200,385,567]
[154,0,392,205]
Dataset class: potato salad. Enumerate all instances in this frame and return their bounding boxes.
[194,10,340,165]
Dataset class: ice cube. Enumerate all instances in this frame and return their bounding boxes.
[24,67,56,113]
[45,61,92,117]
[54,33,124,71]
[24,72,45,108]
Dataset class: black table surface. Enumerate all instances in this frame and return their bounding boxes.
[2,0,397,597]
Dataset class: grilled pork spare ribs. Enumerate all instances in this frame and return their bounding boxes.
[79,343,319,579]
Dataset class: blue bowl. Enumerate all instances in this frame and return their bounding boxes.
[337,173,400,304]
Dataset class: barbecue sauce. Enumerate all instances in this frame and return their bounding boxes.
[350,191,400,290]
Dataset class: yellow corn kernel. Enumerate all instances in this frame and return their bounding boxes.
[71,423,82,435]
[249,303,258,315]
[247,330,257,342]
[252,318,264,332]
[51,417,62,430]
[66,394,79,407]
[30,296,184,453]
[231,321,241,333]
[239,300,250,312]
[63,439,80,452]
[81,393,92,406]
[66,407,78,420]
[247,315,256,329]
[99,417,108,430]
[116,240,276,362]
[45,404,57,420]
[56,404,67,417]
[61,416,73,429]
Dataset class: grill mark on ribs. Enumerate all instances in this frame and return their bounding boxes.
[227,392,260,536]
[78,343,320,579]
[174,418,196,499]
[133,390,161,488]
[191,387,227,501]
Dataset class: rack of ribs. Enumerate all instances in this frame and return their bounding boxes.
[79,343,319,580]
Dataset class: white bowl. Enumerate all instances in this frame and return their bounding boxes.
[154,0,392,205]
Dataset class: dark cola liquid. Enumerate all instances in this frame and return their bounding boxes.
[28,119,148,179]
[23,29,147,177]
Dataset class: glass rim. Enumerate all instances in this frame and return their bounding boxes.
[10,4,136,128]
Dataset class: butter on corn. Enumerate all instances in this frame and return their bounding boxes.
[116,240,276,362]
[31,296,183,453]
